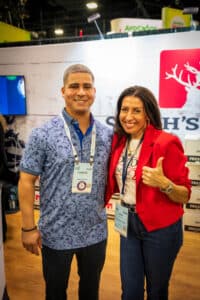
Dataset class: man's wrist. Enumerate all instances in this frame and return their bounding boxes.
[21,225,37,232]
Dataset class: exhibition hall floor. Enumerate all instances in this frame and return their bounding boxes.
[3,210,200,300]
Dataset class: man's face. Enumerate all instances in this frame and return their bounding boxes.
[61,72,96,116]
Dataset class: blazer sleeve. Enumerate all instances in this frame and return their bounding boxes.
[154,133,191,197]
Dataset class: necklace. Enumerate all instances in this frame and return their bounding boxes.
[121,135,144,195]
[127,139,141,157]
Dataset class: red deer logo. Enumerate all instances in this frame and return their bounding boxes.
[159,49,200,112]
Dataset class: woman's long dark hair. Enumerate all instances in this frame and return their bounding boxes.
[115,86,162,137]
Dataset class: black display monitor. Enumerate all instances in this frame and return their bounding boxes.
[0,75,27,115]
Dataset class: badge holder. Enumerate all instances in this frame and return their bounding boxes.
[72,162,93,193]
[60,114,96,194]
[114,203,128,237]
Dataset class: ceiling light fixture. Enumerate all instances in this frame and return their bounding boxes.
[183,7,199,15]
[87,12,104,39]
[86,2,98,10]
[54,28,64,36]
[183,7,199,29]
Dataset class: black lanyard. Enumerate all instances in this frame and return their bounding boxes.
[121,136,144,195]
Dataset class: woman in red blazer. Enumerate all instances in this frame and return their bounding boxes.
[105,86,191,300]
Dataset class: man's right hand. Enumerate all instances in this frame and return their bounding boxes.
[22,229,42,256]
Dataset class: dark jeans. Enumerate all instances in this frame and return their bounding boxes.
[41,239,107,300]
[120,212,183,300]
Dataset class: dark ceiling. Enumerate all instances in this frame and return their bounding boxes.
[0,0,200,39]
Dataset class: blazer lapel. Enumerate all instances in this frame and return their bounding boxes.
[136,126,161,186]
[110,134,126,179]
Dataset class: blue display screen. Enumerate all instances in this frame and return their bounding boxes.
[0,75,27,115]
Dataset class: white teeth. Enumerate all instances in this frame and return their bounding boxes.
[125,123,135,126]
[125,124,134,129]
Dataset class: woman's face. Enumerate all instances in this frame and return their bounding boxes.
[119,95,148,139]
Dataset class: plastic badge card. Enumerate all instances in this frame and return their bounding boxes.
[114,203,128,237]
[72,162,93,193]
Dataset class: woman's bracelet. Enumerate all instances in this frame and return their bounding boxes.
[21,225,37,232]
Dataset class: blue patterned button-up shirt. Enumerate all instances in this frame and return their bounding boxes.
[20,109,113,250]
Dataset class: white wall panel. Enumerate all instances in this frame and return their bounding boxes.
[0,30,199,141]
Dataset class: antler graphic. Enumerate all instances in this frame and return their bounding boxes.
[165,64,192,88]
[165,63,200,88]
[184,62,200,87]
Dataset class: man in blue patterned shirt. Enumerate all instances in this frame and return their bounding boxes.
[18,64,113,300]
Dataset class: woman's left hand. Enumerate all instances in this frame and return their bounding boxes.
[142,157,167,188]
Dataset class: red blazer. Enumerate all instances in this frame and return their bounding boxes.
[105,125,191,231]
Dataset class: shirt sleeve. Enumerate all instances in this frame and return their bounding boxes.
[20,127,46,176]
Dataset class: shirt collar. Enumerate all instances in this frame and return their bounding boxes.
[61,108,94,128]
[62,108,73,126]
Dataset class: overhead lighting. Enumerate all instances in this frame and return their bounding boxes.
[86,2,98,10]
[183,7,199,15]
[87,13,104,39]
[87,13,101,23]
[106,31,115,35]
[54,28,64,36]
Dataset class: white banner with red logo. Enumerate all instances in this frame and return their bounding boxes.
[0,30,199,142]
